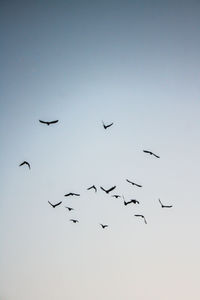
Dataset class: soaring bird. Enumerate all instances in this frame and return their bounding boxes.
[102,121,113,129]
[134,214,147,224]
[87,185,97,193]
[39,120,59,126]
[111,195,121,198]
[65,207,74,211]
[100,224,108,229]
[70,219,79,223]
[158,199,173,208]
[126,179,142,187]
[48,201,62,208]
[19,161,31,169]
[143,150,160,158]
[64,193,80,197]
[124,199,139,206]
[100,186,116,194]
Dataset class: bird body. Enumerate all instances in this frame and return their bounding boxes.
[143,150,160,158]
[124,199,139,206]
[39,120,59,126]
[19,161,31,169]
[65,207,74,211]
[100,224,108,229]
[111,195,121,198]
[70,219,79,223]
[100,186,116,194]
[64,193,80,197]
[87,185,97,193]
[158,199,173,208]
[48,201,62,208]
[126,179,142,187]
[102,121,113,129]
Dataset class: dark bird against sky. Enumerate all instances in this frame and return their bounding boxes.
[111,194,121,198]
[64,193,80,197]
[48,201,62,208]
[102,121,113,129]
[134,214,147,224]
[19,161,31,169]
[143,150,160,158]
[70,219,79,223]
[39,120,59,126]
[100,186,116,194]
[158,199,173,208]
[124,199,139,206]
[65,207,74,211]
[126,179,142,187]
[87,185,97,193]
[100,224,108,229]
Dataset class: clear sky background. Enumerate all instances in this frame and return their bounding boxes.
[1,0,200,299]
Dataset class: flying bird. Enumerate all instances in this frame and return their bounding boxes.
[126,179,142,187]
[102,121,113,129]
[65,207,74,211]
[111,195,121,198]
[87,185,97,193]
[100,186,116,194]
[70,219,79,223]
[158,199,173,208]
[64,193,80,197]
[39,120,59,126]
[19,161,31,169]
[48,201,62,208]
[100,224,108,229]
[143,150,160,158]
[124,199,139,206]
[134,214,147,224]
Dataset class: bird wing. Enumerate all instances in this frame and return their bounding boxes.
[126,179,133,184]
[107,186,116,193]
[106,122,113,128]
[39,120,47,124]
[49,120,59,124]
[48,201,54,207]
[100,186,106,192]
[19,162,25,166]
[153,153,160,158]
[135,183,142,187]
[64,193,71,197]
[54,201,62,207]
[73,193,80,196]
[143,150,150,154]
[26,162,31,169]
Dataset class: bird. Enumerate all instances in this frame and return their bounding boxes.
[102,121,113,129]
[19,161,31,169]
[134,214,147,224]
[158,199,173,208]
[111,194,121,198]
[70,219,79,223]
[143,150,160,158]
[48,201,62,208]
[65,207,74,211]
[64,193,80,197]
[100,224,108,229]
[39,120,59,126]
[124,199,139,206]
[87,185,97,193]
[100,186,116,194]
[126,179,142,187]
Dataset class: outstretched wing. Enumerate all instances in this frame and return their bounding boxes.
[158,198,163,207]
[100,186,106,192]
[107,186,116,193]
[152,153,160,158]
[49,120,59,124]
[126,179,133,184]
[143,150,151,154]
[48,201,54,207]
[106,122,113,128]
[39,120,48,124]
[54,201,62,207]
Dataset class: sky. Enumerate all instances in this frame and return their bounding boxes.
[1,0,200,299]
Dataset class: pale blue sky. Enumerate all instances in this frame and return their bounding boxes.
[1,1,200,299]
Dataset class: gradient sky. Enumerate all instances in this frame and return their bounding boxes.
[1,1,200,299]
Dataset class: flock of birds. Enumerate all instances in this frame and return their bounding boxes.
[19,119,173,229]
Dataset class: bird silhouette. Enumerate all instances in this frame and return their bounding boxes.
[102,121,113,129]
[111,194,121,198]
[134,214,147,224]
[48,201,62,208]
[124,199,139,206]
[158,199,173,208]
[65,207,74,211]
[19,161,31,169]
[64,193,80,197]
[70,219,79,223]
[39,120,59,126]
[100,186,116,194]
[100,224,108,229]
[87,185,97,193]
[126,179,142,187]
[143,150,160,158]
